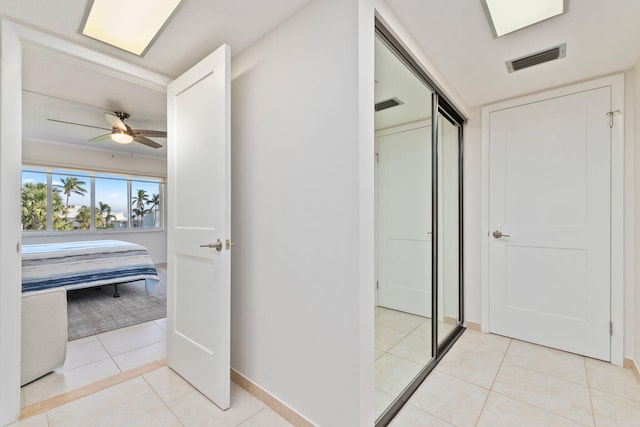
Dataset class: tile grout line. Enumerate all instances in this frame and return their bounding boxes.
[141,372,187,427]
[489,344,595,427]
[405,402,456,426]
[19,359,167,421]
[584,357,598,427]
[234,407,268,427]
[473,338,512,426]
[488,389,595,427]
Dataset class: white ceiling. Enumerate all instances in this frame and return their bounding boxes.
[2,0,312,159]
[0,0,313,78]
[384,0,640,107]
[375,37,432,131]
[2,0,640,156]
[22,45,168,157]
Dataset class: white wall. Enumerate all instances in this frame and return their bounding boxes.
[22,232,166,264]
[22,139,167,263]
[23,139,166,178]
[462,108,482,324]
[633,60,640,369]
[229,0,373,425]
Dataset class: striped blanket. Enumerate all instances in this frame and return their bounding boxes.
[22,240,159,294]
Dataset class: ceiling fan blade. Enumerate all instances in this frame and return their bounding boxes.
[104,112,127,131]
[133,135,162,149]
[90,133,113,142]
[131,129,167,138]
[48,118,111,131]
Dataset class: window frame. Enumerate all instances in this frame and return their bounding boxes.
[21,165,165,235]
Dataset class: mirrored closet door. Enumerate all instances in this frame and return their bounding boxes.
[374,21,465,426]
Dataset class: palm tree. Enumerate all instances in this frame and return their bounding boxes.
[21,183,70,230]
[97,201,116,229]
[21,182,48,230]
[54,177,87,211]
[75,206,91,230]
[132,189,150,227]
[147,193,160,227]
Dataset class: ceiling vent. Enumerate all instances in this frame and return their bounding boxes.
[375,97,404,112]
[506,43,566,73]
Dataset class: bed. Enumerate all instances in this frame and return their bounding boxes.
[21,240,159,297]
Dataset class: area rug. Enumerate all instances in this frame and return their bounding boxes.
[67,265,167,341]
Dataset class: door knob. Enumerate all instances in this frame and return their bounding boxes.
[492,230,510,239]
[200,239,223,251]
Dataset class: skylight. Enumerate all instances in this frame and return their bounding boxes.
[482,0,567,37]
[81,0,182,56]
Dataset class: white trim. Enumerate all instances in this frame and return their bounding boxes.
[0,21,23,425]
[0,20,171,425]
[480,74,625,366]
[5,19,171,91]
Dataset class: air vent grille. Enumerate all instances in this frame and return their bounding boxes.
[506,43,566,73]
[375,97,404,112]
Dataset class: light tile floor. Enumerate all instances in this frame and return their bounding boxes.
[21,318,168,408]
[12,366,291,427]
[16,318,292,427]
[390,329,640,427]
[375,306,456,419]
[19,309,640,426]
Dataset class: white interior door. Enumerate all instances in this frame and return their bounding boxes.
[376,125,431,317]
[489,86,611,360]
[167,44,231,409]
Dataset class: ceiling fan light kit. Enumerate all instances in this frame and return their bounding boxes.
[49,111,166,149]
[111,130,133,144]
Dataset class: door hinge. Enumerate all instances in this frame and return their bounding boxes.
[606,110,621,128]
[375,152,379,163]
[610,321,613,336]
[376,280,379,290]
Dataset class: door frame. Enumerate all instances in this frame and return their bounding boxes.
[480,74,625,366]
[0,20,171,424]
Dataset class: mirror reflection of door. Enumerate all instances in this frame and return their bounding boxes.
[374,35,434,420]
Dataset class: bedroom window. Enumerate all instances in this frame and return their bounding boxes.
[95,175,129,230]
[131,179,162,229]
[52,171,91,231]
[21,167,164,233]
[20,170,49,231]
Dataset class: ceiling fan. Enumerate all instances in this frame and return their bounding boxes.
[48,111,166,149]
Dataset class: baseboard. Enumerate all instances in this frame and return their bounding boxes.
[230,369,314,427]
[443,316,457,325]
[465,321,481,331]
[624,358,640,384]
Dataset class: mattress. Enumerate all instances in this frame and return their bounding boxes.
[22,240,159,293]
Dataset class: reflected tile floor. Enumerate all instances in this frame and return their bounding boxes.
[390,329,640,427]
[21,318,168,408]
[375,307,457,419]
